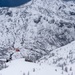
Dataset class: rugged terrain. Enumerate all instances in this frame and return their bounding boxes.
[0,0,75,75]
[0,0,75,61]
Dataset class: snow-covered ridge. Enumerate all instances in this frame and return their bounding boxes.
[38,41,75,66]
[37,40,75,75]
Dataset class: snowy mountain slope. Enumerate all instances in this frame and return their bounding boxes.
[0,0,75,61]
[0,0,75,75]
[38,41,75,68]
[0,58,68,75]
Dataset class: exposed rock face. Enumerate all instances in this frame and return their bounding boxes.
[0,0,75,60]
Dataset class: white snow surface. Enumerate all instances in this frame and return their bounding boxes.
[0,0,75,75]
[0,58,67,75]
[38,41,75,65]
